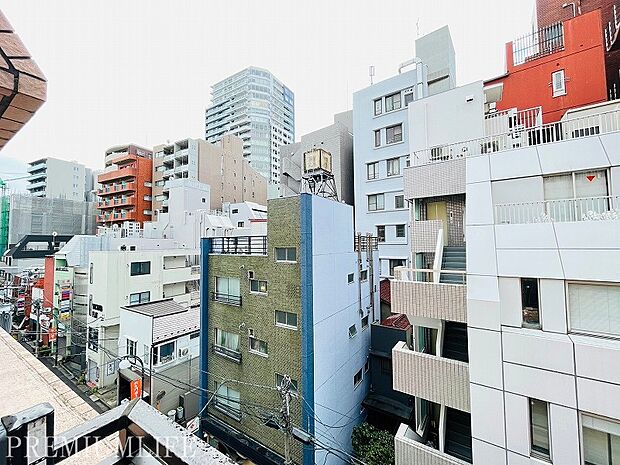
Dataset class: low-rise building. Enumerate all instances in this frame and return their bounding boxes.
[200,194,380,465]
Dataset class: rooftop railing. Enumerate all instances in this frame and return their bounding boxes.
[513,22,564,65]
[211,236,268,256]
[414,109,620,165]
[495,195,620,224]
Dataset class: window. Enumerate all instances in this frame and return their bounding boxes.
[214,277,241,304]
[275,373,299,392]
[275,310,298,329]
[214,328,240,353]
[127,338,137,357]
[89,263,93,284]
[275,247,297,262]
[368,194,385,211]
[395,195,405,209]
[361,315,369,329]
[404,92,414,106]
[374,130,381,147]
[543,171,608,221]
[387,158,401,176]
[364,359,370,373]
[396,224,406,238]
[214,381,241,419]
[129,291,150,305]
[353,369,363,387]
[389,259,406,277]
[583,415,620,465]
[367,162,379,180]
[130,261,151,276]
[530,399,551,460]
[250,279,268,294]
[347,273,354,284]
[360,270,368,281]
[249,336,268,356]
[385,92,401,112]
[569,283,620,337]
[231,208,239,214]
[374,99,382,116]
[348,324,358,338]
[552,70,566,97]
[376,225,385,243]
[521,278,540,329]
[88,327,99,352]
[386,124,403,144]
[153,341,176,366]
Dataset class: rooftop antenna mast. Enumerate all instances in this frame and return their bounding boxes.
[416,18,420,37]
[369,65,375,85]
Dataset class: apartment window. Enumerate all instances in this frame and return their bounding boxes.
[530,399,551,460]
[386,124,403,144]
[130,261,151,276]
[568,283,620,337]
[368,194,385,211]
[387,158,401,176]
[583,415,620,465]
[237,221,244,227]
[374,129,381,148]
[404,92,414,106]
[353,368,363,387]
[377,225,386,243]
[275,310,298,329]
[389,259,406,277]
[275,373,298,392]
[521,278,540,329]
[395,195,405,209]
[364,359,370,373]
[374,98,382,116]
[214,328,240,354]
[348,324,358,338]
[88,327,99,352]
[347,273,354,284]
[153,340,176,366]
[214,277,241,305]
[360,270,368,281]
[214,381,241,419]
[396,224,406,238]
[250,279,268,294]
[129,291,150,305]
[275,247,297,262]
[385,92,401,112]
[249,336,268,356]
[361,315,369,329]
[367,162,379,180]
[127,338,137,357]
[552,70,566,97]
[543,170,608,221]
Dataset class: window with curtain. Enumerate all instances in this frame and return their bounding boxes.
[215,277,241,300]
[214,381,241,418]
[530,399,551,460]
[569,283,620,337]
[214,328,240,352]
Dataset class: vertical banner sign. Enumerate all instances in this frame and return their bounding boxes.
[130,378,142,400]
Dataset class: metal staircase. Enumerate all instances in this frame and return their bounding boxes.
[440,246,466,284]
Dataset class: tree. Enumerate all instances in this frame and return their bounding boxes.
[351,422,395,465]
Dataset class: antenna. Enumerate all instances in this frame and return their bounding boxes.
[416,18,420,37]
[369,65,375,85]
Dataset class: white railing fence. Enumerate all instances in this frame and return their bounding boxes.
[495,195,620,224]
[484,106,542,136]
[394,267,467,285]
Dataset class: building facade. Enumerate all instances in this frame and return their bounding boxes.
[205,66,295,190]
[27,157,92,200]
[279,111,354,204]
[97,144,153,226]
[200,194,379,465]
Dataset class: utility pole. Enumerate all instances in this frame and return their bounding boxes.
[278,374,294,465]
[34,298,41,358]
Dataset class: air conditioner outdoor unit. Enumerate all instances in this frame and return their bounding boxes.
[179,347,189,357]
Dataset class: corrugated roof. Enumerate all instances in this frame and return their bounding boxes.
[381,313,410,329]
[153,305,200,343]
[122,298,186,317]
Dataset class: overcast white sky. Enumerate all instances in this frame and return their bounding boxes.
[0,0,534,184]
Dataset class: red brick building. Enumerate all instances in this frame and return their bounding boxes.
[97,144,153,226]
[486,10,608,123]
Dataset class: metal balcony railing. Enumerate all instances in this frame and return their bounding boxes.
[212,344,242,363]
[414,109,620,165]
[211,236,267,256]
[513,22,564,65]
[484,106,542,136]
[211,291,242,306]
[495,195,620,224]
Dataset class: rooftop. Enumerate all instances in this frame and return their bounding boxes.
[122,298,186,318]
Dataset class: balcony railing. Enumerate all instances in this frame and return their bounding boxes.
[212,344,242,363]
[415,109,620,165]
[495,195,620,224]
[211,291,242,306]
[484,106,542,136]
[211,236,267,256]
[395,424,470,465]
[513,22,564,66]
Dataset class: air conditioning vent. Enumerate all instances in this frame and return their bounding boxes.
[247,270,255,279]
[179,347,189,357]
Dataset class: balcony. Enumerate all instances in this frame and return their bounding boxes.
[27,172,46,182]
[27,179,47,190]
[212,344,242,364]
[98,182,137,196]
[210,236,268,256]
[411,220,443,254]
[392,268,467,324]
[98,166,137,183]
[98,197,135,209]
[511,22,564,66]
[393,341,470,412]
[395,424,470,465]
[495,195,620,224]
[405,158,465,200]
[211,291,242,307]
[162,266,194,284]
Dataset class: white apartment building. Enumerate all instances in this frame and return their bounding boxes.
[204,66,295,191]
[27,157,92,201]
[353,27,456,278]
[86,248,200,388]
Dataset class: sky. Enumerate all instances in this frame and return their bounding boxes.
[0,0,534,187]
